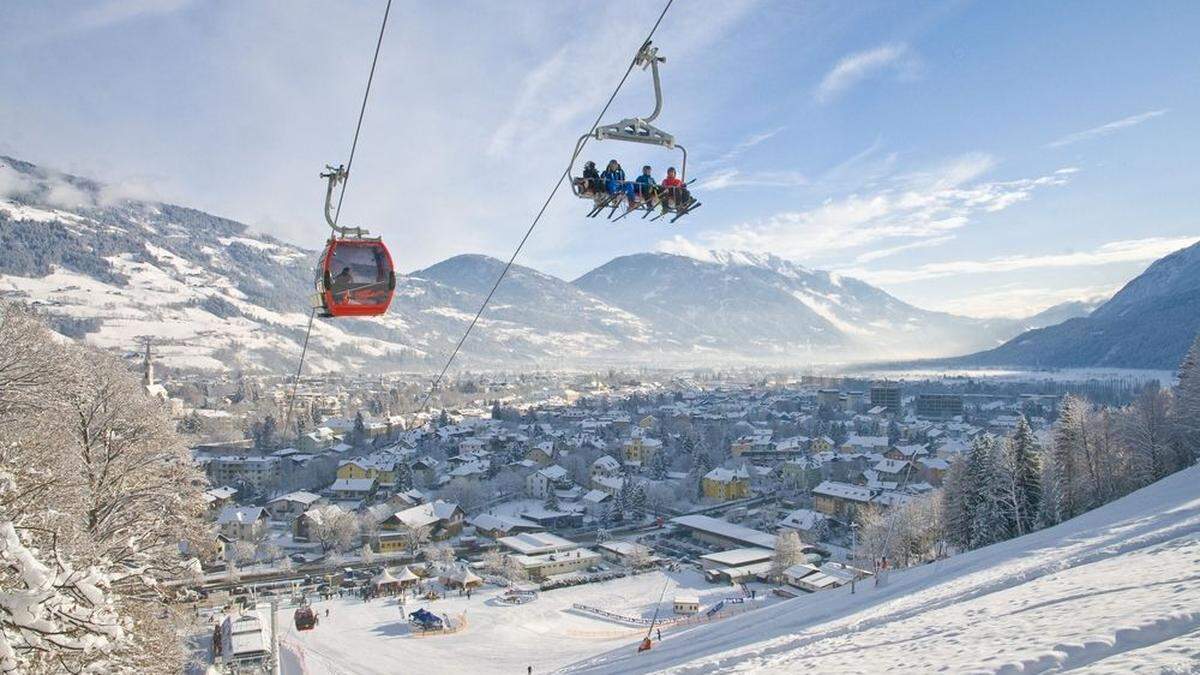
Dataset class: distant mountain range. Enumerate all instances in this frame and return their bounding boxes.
[949,240,1200,370]
[0,155,1120,373]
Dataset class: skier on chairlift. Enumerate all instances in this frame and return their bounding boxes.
[660,166,690,213]
[635,165,659,208]
[602,160,636,208]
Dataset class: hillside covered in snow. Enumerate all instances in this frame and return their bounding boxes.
[566,465,1200,674]
[1,156,1091,372]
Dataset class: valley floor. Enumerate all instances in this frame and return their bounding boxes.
[277,569,776,674]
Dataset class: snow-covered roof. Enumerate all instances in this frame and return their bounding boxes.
[268,490,322,506]
[497,531,579,555]
[699,547,773,567]
[669,515,777,550]
[704,466,750,483]
[813,481,873,503]
[330,477,376,493]
[778,508,828,532]
[216,506,266,525]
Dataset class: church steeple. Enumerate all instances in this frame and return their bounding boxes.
[142,338,154,387]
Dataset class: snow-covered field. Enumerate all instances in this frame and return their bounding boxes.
[567,465,1200,674]
[278,570,767,674]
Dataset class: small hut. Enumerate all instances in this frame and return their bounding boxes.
[372,568,402,594]
[395,566,420,588]
[439,564,484,590]
[673,595,700,615]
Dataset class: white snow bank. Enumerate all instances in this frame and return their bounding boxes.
[566,465,1200,674]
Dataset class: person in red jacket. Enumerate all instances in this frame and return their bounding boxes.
[660,166,691,212]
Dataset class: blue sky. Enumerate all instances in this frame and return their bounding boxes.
[1,0,1196,317]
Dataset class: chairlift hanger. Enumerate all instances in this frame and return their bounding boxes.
[568,41,701,224]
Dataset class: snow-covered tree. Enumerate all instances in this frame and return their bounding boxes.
[939,455,972,551]
[1172,333,1200,464]
[770,530,806,582]
[629,482,648,521]
[0,304,208,673]
[420,543,455,571]
[1043,395,1086,525]
[1001,417,1042,536]
[394,462,415,491]
[310,506,359,553]
[966,435,1010,548]
[544,487,561,512]
[398,523,433,558]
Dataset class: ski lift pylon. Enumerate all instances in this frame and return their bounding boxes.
[569,41,700,224]
[312,165,396,318]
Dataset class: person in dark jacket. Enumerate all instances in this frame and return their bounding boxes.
[580,161,601,195]
[634,165,659,207]
[601,159,636,207]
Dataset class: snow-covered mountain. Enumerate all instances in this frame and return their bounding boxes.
[0,156,1065,372]
[574,252,1026,361]
[567,464,1200,674]
[952,239,1200,369]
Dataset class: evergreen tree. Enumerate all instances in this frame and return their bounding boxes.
[252,414,277,451]
[1003,417,1042,536]
[965,435,1009,548]
[544,487,561,512]
[394,461,414,491]
[630,482,648,521]
[1172,333,1200,465]
[648,448,669,480]
[1043,395,1084,525]
[939,455,972,551]
[352,411,367,448]
[886,419,901,445]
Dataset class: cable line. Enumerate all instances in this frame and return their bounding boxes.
[411,0,676,416]
[334,0,394,226]
[283,0,393,439]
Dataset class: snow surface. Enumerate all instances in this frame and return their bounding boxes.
[566,465,1200,674]
[277,570,772,674]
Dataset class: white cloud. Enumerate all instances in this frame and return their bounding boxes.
[1047,109,1168,148]
[697,168,807,191]
[662,154,1073,262]
[697,127,786,170]
[854,235,955,263]
[844,235,1200,285]
[928,283,1117,319]
[816,43,918,104]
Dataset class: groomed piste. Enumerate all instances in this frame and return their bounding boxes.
[565,464,1200,674]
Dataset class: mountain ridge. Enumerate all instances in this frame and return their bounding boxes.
[0,156,1113,372]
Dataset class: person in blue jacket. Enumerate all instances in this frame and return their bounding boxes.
[634,165,659,207]
[602,159,636,207]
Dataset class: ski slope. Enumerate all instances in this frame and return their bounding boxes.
[566,466,1200,674]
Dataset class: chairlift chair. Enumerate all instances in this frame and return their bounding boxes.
[312,165,396,318]
[569,42,701,224]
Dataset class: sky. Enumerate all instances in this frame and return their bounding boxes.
[1,0,1197,318]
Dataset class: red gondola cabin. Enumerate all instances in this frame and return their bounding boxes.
[315,238,395,318]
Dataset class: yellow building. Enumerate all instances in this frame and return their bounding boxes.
[336,458,397,486]
[701,466,751,501]
[622,436,663,464]
[810,436,833,453]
